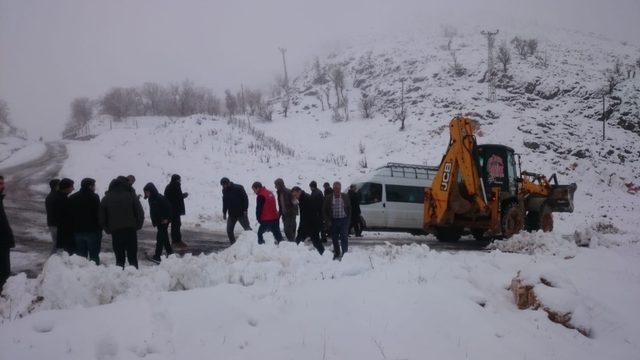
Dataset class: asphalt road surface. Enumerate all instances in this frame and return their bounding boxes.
[1,142,486,277]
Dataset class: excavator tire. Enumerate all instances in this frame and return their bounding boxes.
[502,203,524,238]
[435,227,462,242]
[525,205,554,233]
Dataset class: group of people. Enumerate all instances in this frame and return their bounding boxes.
[44,174,189,268]
[0,172,365,294]
[222,177,363,260]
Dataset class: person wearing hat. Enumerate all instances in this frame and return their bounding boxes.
[69,178,102,264]
[220,177,251,244]
[164,174,189,250]
[51,178,75,255]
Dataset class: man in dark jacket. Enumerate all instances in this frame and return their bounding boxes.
[323,181,351,260]
[100,177,145,268]
[348,184,363,237]
[51,178,75,255]
[321,182,333,242]
[69,178,102,264]
[143,183,173,263]
[291,186,324,255]
[252,182,283,245]
[274,178,297,242]
[164,174,188,249]
[221,177,251,244]
[0,176,15,293]
[44,178,60,254]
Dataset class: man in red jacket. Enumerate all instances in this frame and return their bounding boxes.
[251,182,284,245]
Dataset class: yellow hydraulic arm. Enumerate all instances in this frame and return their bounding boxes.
[424,117,489,226]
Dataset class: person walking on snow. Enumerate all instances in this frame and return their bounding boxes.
[69,178,102,264]
[291,186,324,255]
[323,181,351,260]
[0,175,15,294]
[221,177,252,244]
[51,178,75,255]
[348,184,363,237]
[321,182,333,242]
[143,183,174,263]
[44,178,60,254]
[252,182,283,245]
[164,174,189,250]
[274,178,297,242]
[100,177,145,269]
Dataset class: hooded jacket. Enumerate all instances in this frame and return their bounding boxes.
[255,187,279,222]
[164,175,186,217]
[143,183,173,227]
[100,178,145,233]
[222,183,249,217]
[69,180,101,233]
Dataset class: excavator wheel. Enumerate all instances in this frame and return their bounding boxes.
[435,227,462,242]
[525,205,554,232]
[502,203,524,238]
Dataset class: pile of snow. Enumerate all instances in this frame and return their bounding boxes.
[486,231,578,256]
[2,232,640,358]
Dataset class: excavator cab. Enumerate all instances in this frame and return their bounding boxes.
[476,144,518,198]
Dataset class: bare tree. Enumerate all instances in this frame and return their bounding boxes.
[525,39,538,56]
[449,50,466,76]
[237,85,247,115]
[394,79,407,131]
[0,99,13,135]
[613,58,624,77]
[224,90,238,116]
[328,66,345,107]
[496,42,511,73]
[442,25,457,51]
[257,102,273,122]
[141,82,163,115]
[245,89,263,115]
[511,37,528,59]
[315,92,324,111]
[323,85,332,109]
[100,87,143,121]
[71,97,93,127]
[604,69,622,95]
[359,92,375,118]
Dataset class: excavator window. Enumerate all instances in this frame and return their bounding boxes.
[477,145,517,195]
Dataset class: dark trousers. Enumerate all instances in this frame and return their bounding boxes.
[154,223,173,259]
[257,220,284,244]
[226,213,252,244]
[74,232,102,265]
[350,214,363,237]
[112,228,138,269]
[170,216,182,244]
[331,217,349,256]
[296,221,324,255]
[0,247,9,294]
[282,215,297,242]
[56,228,75,255]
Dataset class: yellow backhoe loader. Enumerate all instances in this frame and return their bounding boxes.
[423,117,577,242]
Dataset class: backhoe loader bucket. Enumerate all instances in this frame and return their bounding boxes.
[547,183,577,213]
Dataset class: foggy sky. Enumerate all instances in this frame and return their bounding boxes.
[1,0,638,139]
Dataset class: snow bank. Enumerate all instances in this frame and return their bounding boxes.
[486,231,578,256]
[0,142,46,169]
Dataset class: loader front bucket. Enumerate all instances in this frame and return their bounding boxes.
[548,183,577,213]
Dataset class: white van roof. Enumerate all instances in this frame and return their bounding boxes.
[354,162,438,187]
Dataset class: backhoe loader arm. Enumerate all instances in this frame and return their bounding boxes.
[424,117,488,226]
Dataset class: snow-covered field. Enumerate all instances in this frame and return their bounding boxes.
[2,26,640,359]
[0,136,45,169]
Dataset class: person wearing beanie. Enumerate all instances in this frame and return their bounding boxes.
[69,178,102,264]
[221,177,251,244]
[164,174,189,249]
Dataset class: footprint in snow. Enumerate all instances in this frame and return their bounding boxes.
[32,318,55,333]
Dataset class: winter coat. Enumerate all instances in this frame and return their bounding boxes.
[309,188,325,228]
[255,187,279,222]
[45,190,57,227]
[222,183,249,217]
[164,180,186,217]
[100,179,145,233]
[50,191,74,250]
[323,192,351,225]
[348,190,362,217]
[0,193,14,249]
[69,187,101,233]
[276,187,298,218]
[297,191,322,232]
[143,183,173,227]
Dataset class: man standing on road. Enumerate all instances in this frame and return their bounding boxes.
[252,182,283,245]
[44,178,60,254]
[0,176,15,294]
[52,178,75,255]
[164,174,188,250]
[221,177,251,244]
[348,184,363,237]
[274,178,297,242]
[100,177,145,269]
[291,186,324,255]
[143,183,173,263]
[323,181,351,261]
[69,178,102,264]
[321,182,333,242]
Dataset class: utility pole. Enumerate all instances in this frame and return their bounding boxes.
[481,30,499,102]
[602,93,606,141]
[278,47,289,88]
